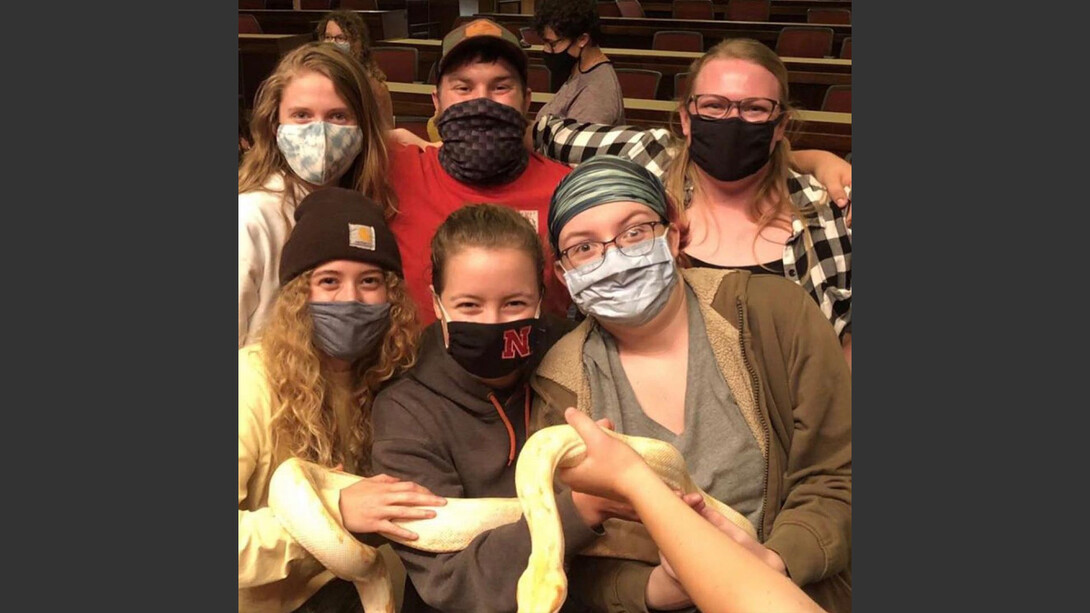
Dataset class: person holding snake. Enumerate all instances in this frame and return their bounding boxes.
[531,155,852,613]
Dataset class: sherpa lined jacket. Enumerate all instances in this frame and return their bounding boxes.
[530,268,852,613]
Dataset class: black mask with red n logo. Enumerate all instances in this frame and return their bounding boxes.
[445,317,544,380]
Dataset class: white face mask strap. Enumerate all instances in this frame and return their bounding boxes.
[433,290,452,323]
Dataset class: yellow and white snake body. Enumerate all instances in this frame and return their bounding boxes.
[268,424,755,613]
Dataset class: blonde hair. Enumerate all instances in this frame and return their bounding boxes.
[238,43,397,219]
[663,39,821,264]
[261,270,419,471]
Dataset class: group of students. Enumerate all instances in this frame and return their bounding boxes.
[239,2,852,612]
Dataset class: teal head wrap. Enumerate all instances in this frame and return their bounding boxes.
[547,155,669,251]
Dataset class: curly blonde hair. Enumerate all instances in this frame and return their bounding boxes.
[261,270,419,471]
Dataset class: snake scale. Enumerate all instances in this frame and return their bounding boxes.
[268,424,756,613]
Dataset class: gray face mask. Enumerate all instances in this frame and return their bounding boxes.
[308,301,391,363]
[562,235,679,327]
[332,41,352,54]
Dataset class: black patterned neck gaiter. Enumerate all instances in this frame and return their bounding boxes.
[436,98,530,186]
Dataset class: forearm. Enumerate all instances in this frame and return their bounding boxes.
[789,149,838,175]
[532,114,661,169]
[622,469,823,613]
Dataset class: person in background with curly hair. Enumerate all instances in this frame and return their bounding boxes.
[239,187,445,613]
[317,9,395,129]
[532,0,624,125]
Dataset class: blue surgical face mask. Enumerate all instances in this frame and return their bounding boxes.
[308,301,391,363]
[276,121,363,185]
[562,235,679,327]
[332,41,352,54]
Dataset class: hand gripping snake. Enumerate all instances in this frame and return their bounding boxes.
[267,424,756,613]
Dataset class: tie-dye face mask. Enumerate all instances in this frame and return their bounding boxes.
[276,121,363,185]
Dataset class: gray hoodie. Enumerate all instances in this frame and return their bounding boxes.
[371,320,600,613]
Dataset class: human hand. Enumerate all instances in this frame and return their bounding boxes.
[814,154,852,226]
[691,504,788,576]
[557,408,650,502]
[570,490,640,528]
[338,474,447,541]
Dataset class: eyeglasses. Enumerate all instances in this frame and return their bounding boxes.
[542,38,573,54]
[687,94,782,123]
[559,221,667,272]
[323,34,350,44]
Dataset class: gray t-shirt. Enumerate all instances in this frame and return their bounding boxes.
[534,61,626,126]
[582,286,766,529]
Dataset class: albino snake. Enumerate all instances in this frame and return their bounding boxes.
[268,424,756,613]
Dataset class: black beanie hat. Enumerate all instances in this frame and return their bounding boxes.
[279,187,403,286]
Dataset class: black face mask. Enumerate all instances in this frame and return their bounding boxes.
[688,115,784,182]
[436,97,529,185]
[541,42,581,92]
[444,317,545,380]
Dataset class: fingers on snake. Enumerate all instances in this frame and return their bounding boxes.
[682,493,705,510]
[381,506,437,520]
[384,491,447,507]
[377,521,419,542]
[702,508,749,542]
[384,481,440,496]
[609,502,640,522]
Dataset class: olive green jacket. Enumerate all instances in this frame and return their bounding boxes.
[530,268,852,613]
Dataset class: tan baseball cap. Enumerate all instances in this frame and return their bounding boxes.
[438,18,528,84]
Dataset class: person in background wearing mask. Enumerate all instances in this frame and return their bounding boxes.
[316,10,395,129]
[531,156,851,613]
[239,188,443,613]
[371,204,665,613]
[386,19,575,326]
[532,0,625,126]
[238,43,395,348]
[534,38,853,365]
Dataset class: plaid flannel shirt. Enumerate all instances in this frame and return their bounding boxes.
[533,114,851,338]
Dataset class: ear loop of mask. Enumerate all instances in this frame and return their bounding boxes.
[433,289,453,348]
[433,290,451,323]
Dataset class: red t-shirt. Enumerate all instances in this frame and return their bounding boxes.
[388,144,573,326]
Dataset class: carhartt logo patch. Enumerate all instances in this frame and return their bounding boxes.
[349,224,376,250]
